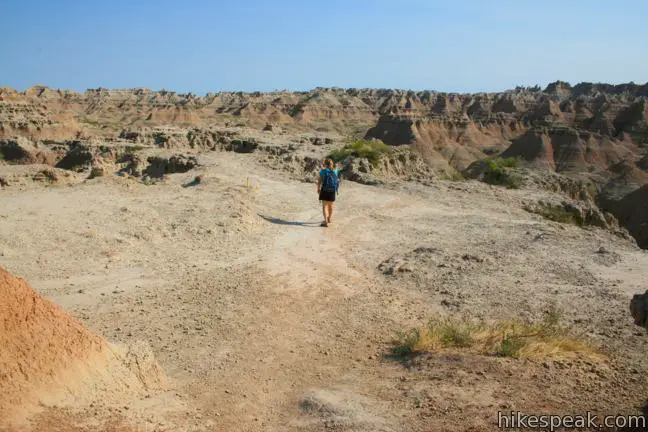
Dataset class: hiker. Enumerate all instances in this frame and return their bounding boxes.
[317,159,340,227]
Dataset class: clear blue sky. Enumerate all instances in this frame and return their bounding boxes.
[1,0,647,94]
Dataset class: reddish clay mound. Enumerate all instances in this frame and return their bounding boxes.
[0,267,105,412]
[0,267,166,427]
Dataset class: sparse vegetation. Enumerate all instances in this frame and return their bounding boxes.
[491,156,521,169]
[482,157,523,189]
[391,310,599,360]
[526,202,584,226]
[289,93,319,117]
[328,139,393,165]
[391,329,421,357]
[288,103,304,117]
[440,171,465,181]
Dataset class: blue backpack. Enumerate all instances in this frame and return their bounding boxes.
[321,168,339,192]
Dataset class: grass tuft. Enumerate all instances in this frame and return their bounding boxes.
[391,310,600,361]
[440,171,465,181]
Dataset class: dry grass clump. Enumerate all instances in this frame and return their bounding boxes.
[392,310,601,361]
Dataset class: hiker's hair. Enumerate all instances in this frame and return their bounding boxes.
[324,159,334,168]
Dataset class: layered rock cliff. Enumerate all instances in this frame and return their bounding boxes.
[2,82,647,173]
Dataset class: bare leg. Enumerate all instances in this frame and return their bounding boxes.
[321,201,329,226]
[327,202,334,224]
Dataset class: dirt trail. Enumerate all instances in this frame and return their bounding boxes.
[184,170,414,431]
[2,152,648,431]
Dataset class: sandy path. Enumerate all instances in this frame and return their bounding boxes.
[181,165,408,431]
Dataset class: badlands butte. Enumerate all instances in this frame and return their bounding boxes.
[1,82,648,431]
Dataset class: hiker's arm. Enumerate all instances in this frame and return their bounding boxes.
[316,173,321,193]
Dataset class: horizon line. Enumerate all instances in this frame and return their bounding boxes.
[2,79,647,98]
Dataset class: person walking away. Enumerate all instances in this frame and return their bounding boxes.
[317,159,340,227]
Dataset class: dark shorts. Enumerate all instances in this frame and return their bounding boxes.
[319,189,336,202]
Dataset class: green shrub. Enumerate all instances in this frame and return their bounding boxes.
[391,329,421,356]
[439,323,474,348]
[482,157,523,189]
[497,333,527,357]
[494,157,521,168]
[328,139,393,165]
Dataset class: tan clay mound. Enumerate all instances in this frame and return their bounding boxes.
[502,127,637,172]
[0,267,166,427]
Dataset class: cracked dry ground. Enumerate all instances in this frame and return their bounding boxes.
[1,152,647,431]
